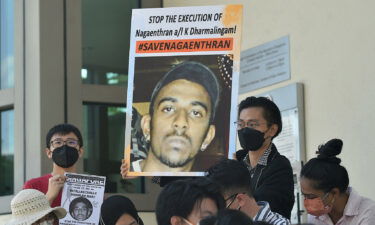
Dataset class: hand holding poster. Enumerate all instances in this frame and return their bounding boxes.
[125,5,243,176]
[60,173,106,225]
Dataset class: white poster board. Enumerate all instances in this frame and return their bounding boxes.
[60,173,106,225]
[273,108,301,164]
[124,5,243,176]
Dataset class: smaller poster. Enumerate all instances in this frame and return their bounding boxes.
[60,173,106,225]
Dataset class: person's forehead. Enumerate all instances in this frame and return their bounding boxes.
[75,202,87,207]
[116,213,137,225]
[300,177,322,194]
[195,198,217,214]
[51,132,78,140]
[156,79,211,103]
[239,107,265,121]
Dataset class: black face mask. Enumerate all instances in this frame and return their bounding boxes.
[237,127,266,151]
[52,145,79,168]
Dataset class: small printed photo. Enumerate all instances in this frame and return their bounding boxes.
[69,196,93,221]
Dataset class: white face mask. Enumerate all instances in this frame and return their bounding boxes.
[37,219,55,225]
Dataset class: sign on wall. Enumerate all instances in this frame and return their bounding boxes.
[239,36,290,93]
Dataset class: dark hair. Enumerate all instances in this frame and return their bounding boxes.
[198,216,217,225]
[253,222,273,225]
[155,177,225,225]
[149,61,221,123]
[69,197,93,219]
[300,138,349,193]
[238,96,282,138]
[199,209,254,225]
[46,123,83,148]
[206,159,253,197]
[100,195,144,225]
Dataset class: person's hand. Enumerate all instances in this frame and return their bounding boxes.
[232,152,237,160]
[120,159,137,179]
[46,174,66,205]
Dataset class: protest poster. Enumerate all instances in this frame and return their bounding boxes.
[124,5,243,176]
[60,173,106,225]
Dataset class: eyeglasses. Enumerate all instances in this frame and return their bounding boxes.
[234,120,267,129]
[225,193,239,208]
[50,138,79,148]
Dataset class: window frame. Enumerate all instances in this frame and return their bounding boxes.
[66,0,162,211]
[0,0,25,213]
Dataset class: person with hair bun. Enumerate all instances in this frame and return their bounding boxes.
[300,138,375,224]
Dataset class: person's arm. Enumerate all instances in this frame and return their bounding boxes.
[45,174,66,205]
[264,210,291,225]
[253,157,294,219]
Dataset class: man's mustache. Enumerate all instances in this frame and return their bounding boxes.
[163,132,192,145]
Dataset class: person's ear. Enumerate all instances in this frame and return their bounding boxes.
[45,148,53,159]
[201,125,215,151]
[141,114,151,141]
[331,187,340,198]
[267,124,278,138]
[78,147,84,158]
[236,193,247,207]
[170,216,183,225]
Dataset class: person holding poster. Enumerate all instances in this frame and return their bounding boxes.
[235,96,294,219]
[155,177,225,225]
[23,123,85,207]
[132,61,220,173]
[207,159,291,225]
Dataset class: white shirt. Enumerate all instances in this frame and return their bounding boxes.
[308,187,375,225]
[254,201,291,225]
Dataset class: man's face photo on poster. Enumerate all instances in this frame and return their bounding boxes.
[143,78,215,169]
[69,197,93,221]
[130,55,233,174]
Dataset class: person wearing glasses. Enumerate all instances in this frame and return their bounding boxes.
[156,177,225,225]
[207,159,290,225]
[235,96,294,219]
[23,123,84,207]
[301,138,375,224]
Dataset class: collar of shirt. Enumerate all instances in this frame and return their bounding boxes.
[243,143,273,170]
[253,201,271,221]
[343,187,360,216]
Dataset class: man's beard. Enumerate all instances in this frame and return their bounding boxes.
[157,152,195,168]
[151,132,195,168]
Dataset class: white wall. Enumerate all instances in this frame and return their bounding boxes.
[164,0,375,200]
